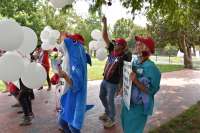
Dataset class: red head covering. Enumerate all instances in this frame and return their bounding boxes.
[68,34,85,44]
[114,38,127,47]
[135,36,155,54]
[50,73,60,85]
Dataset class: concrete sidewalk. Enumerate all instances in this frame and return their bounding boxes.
[0,69,200,133]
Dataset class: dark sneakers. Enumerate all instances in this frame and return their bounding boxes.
[38,87,43,90]
[19,116,32,126]
[19,113,34,126]
[29,113,35,120]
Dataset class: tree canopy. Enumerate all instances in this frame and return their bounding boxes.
[1,0,200,68]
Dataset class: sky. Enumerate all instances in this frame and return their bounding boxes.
[73,0,148,28]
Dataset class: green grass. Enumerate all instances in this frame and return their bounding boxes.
[0,81,6,92]
[157,64,184,73]
[149,101,200,133]
[88,58,106,81]
[0,58,184,91]
[87,58,184,80]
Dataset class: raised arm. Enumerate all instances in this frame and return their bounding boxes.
[102,16,110,46]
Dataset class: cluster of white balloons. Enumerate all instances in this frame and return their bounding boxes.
[40,26,60,50]
[49,0,74,8]
[0,18,47,89]
[89,29,107,61]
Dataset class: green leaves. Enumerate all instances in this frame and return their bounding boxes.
[113,18,148,48]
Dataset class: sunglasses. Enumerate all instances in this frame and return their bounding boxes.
[112,40,120,46]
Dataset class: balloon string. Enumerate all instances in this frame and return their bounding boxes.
[55,83,62,112]
[17,50,30,60]
[55,85,58,110]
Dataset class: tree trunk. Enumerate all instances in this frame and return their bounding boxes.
[180,34,193,69]
[192,44,196,56]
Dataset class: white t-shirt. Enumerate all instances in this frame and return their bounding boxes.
[57,43,70,94]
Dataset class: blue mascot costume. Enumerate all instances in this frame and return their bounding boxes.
[58,34,92,133]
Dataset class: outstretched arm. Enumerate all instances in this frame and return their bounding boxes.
[102,16,110,47]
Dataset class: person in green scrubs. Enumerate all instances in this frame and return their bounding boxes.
[121,36,161,133]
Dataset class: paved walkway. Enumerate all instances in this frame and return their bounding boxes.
[0,69,200,133]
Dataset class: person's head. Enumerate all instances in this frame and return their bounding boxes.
[68,33,85,45]
[134,36,155,61]
[113,38,127,52]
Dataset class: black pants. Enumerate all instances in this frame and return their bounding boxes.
[47,72,51,88]
[19,90,34,116]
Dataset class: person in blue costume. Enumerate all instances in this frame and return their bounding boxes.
[121,36,161,133]
[57,33,92,133]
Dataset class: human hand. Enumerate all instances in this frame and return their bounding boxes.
[130,72,137,83]
[102,16,107,24]
[117,88,123,96]
[58,70,67,78]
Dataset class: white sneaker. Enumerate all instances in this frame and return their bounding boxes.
[103,118,115,128]
[99,113,109,121]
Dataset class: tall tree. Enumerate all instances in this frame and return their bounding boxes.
[74,13,102,49]
[113,18,148,48]
[147,0,200,68]
[91,0,200,68]
[39,2,102,49]
[0,0,44,36]
[113,18,148,38]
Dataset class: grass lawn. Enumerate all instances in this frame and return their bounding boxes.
[157,64,184,73]
[88,58,106,80]
[88,58,184,80]
[149,101,200,133]
[0,81,5,92]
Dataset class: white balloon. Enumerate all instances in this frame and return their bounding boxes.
[43,30,59,45]
[50,0,71,8]
[21,62,47,89]
[47,37,57,45]
[0,19,24,51]
[0,52,25,81]
[41,43,55,50]
[94,41,102,50]
[89,40,98,51]
[97,40,107,48]
[18,27,38,55]
[89,40,101,51]
[44,26,52,31]
[91,29,102,40]
[40,30,50,42]
[96,48,107,61]
[50,30,60,40]
[23,56,31,67]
